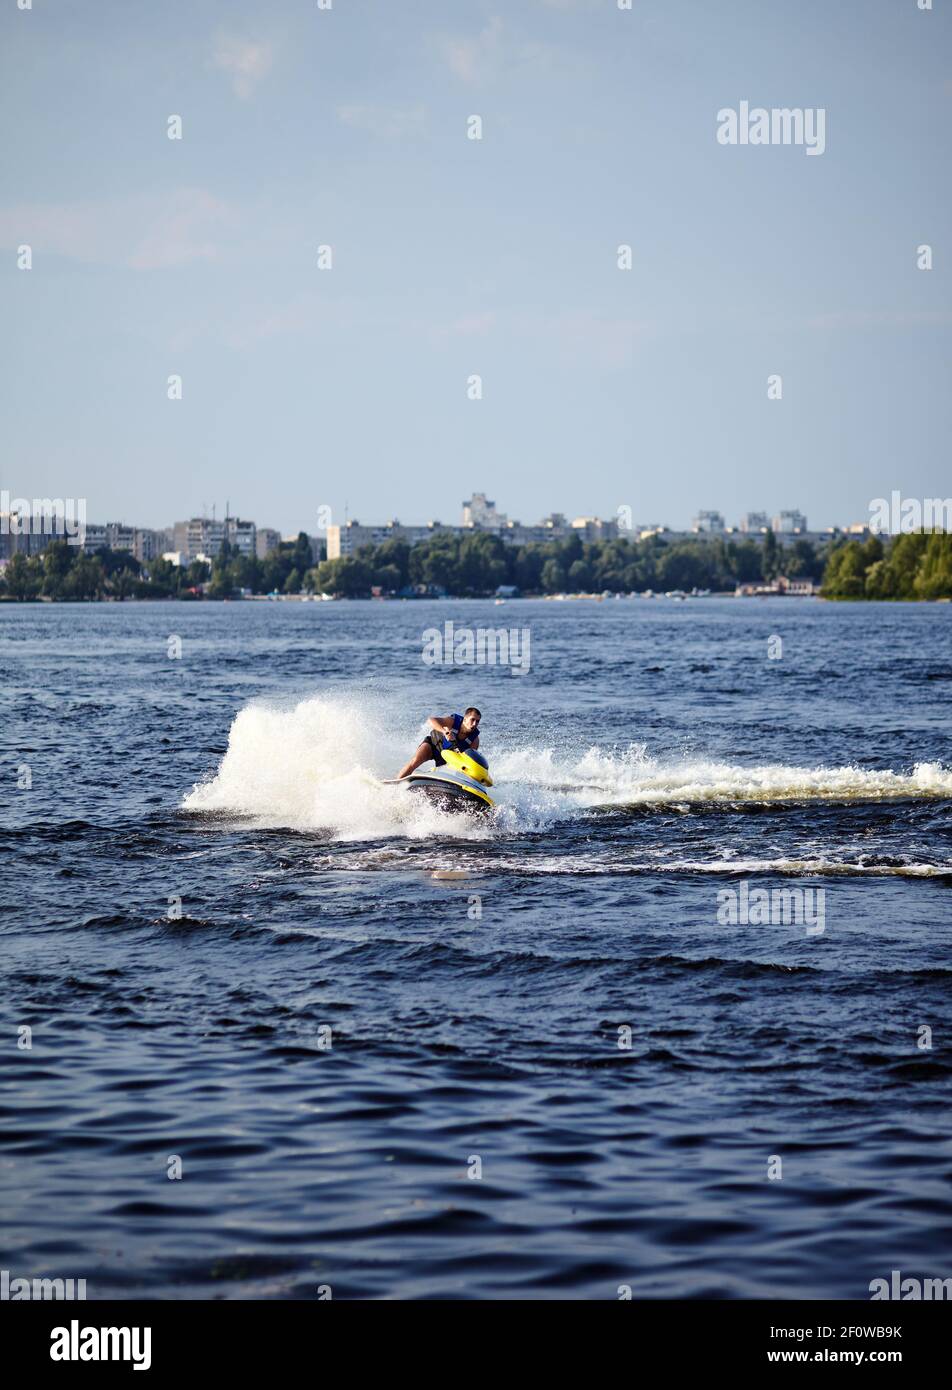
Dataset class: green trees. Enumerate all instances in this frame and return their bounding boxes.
[1,543,192,600]
[409,535,460,592]
[373,539,410,589]
[312,556,373,597]
[821,531,952,600]
[4,528,947,601]
[821,541,867,598]
[183,559,211,590]
[312,529,948,599]
[916,531,952,599]
[762,529,780,581]
[373,563,402,594]
[540,558,566,593]
[568,558,592,591]
[786,538,826,581]
[1,552,42,600]
[61,551,105,599]
[729,540,764,583]
[35,541,105,600]
[291,531,834,598]
[139,556,180,597]
[457,532,507,595]
[203,533,320,597]
[657,546,714,592]
[43,540,74,596]
[514,545,545,593]
[258,551,286,593]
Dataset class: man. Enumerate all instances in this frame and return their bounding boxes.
[396,707,481,779]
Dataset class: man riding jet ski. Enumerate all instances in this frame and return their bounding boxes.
[391,708,494,812]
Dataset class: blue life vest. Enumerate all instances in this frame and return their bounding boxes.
[442,712,478,751]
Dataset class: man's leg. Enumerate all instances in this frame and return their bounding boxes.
[397,741,435,780]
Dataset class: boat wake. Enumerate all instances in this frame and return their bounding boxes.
[182,694,952,839]
[496,744,952,809]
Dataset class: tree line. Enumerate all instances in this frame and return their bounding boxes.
[820,532,952,600]
[2,528,950,601]
[312,528,827,597]
[0,533,318,601]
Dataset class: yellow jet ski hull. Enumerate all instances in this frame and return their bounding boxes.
[387,747,495,813]
[401,768,494,812]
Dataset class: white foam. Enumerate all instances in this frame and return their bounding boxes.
[182,694,492,840]
[495,744,952,807]
[182,694,952,838]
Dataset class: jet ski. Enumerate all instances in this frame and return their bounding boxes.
[396,746,495,813]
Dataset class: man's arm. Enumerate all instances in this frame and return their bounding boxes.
[426,715,455,738]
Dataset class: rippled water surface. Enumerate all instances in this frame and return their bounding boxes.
[2,598,951,1299]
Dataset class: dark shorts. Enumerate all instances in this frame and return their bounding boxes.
[421,731,446,765]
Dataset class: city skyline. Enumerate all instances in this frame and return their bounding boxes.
[1,488,844,537]
[0,481,895,541]
[2,486,880,573]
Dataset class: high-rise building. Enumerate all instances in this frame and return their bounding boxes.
[1,508,85,558]
[107,523,137,555]
[136,529,171,563]
[256,528,282,559]
[462,493,507,529]
[326,519,449,560]
[740,511,770,533]
[228,518,256,558]
[692,510,726,533]
[80,523,109,552]
[172,516,257,561]
[773,509,808,534]
[571,517,620,543]
[326,506,626,557]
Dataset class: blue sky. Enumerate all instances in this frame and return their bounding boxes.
[2,0,949,535]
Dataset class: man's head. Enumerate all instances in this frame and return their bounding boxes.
[461,707,481,735]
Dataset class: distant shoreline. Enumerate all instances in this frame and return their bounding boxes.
[6,592,951,606]
[6,530,949,602]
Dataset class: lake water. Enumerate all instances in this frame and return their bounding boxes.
[2,597,950,1299]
